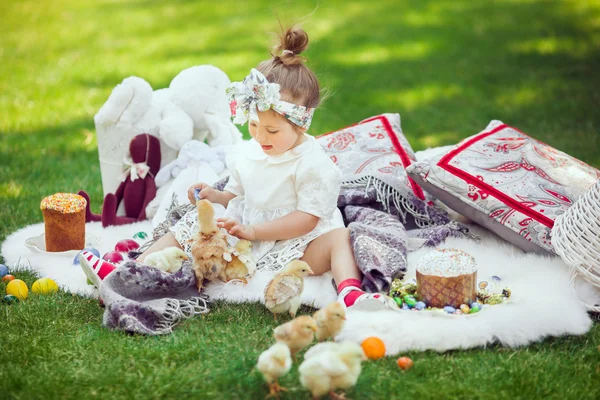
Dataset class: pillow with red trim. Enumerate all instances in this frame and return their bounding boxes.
[406,120,600,254]
[316,113,431,225]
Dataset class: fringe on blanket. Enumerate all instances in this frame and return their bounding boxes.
[342,175,432,228]
[155,297,210,334]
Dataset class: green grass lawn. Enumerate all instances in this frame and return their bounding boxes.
[1,0,600,398]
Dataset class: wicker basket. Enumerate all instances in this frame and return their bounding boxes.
[552,179,600,312]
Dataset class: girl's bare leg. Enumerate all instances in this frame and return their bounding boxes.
[300,228,360,285]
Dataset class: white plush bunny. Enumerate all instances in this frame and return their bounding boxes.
[149,140,229,227]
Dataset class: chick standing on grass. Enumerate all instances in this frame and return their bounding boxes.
[219,239,256,283]
[273,315,317,359]
[313,302,346,342]
[190,199,229,291]
[299,341,366,400]
[257,342,292,399]
[264,260,314,320]
[143,247,189,273]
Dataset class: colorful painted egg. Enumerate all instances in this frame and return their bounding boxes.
[102,251,124,264]
[402,304,410,310]
[403,295,417,308]
[0,264,8,278]
[2,274,15,282]
[460,304,470,314]
[73,248,100,265]
[114,239,140,253]
[454,310,463,315]
[361,337,386,360]
[6,279,28,300]
[133,231,148,240]
[415,301,426,310]
[469,306,481,314]
[396,356,414,370]
[31,278,59,295]
[470,302,481,309]
[393,297,403,307]
[3,294,19,304]
[443,306,456,314]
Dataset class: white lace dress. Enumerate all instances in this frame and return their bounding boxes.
[170,134,345,272]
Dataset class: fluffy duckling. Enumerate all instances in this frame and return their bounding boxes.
[190,199,229,291]
[256,342,292,398]
[264,260,314,320]
[143,247,189,274]
[273,315,317,360]
[313,302,346,342]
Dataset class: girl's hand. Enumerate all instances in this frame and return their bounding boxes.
[188,183,217,204]
[216,218,256,241]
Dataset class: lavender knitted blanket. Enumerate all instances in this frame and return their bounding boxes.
[100,178,471,335]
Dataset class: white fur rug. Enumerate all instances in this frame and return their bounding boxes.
[2,219,597,353]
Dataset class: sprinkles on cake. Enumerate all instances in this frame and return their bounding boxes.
[416,248,477,277]
[40,193,87,213]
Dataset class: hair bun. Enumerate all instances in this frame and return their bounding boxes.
[273,26,309,66]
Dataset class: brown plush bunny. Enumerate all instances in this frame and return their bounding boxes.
[80,133,161,227]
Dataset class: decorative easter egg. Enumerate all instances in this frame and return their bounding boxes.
[6,279,28,300]
[102,251,124,263]
[3,294,19,304]
[2,274,15,282]
[469,306,481,314]
[133,231,148,240]
[361,337,386,360]
[401,304,410,310]
[403,295,417,308]
[454,310,463,315]
[397,356,414,370]
[460,304,470,314]
[443,306,456,314]
[415,301,426,310]
[73,248,100,265]
[114,239,140,253]
[470,302,481,309]
[393,297,403,307]
[0,264,9,278]
[31,278,59,295]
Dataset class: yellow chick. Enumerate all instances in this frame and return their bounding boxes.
[313,302,346,342]
[299,341,366,400]
[264,260,314,321]
[273,315,317,360]
[143,247,189,273]
[256,342,292,398]
[219,239,256,284]
[190,199,229,291]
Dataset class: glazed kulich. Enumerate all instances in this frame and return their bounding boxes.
[40,193,86,252]
[416,248,477,308]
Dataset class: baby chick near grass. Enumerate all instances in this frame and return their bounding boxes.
[143,247,189,273]
[264,260,314,320]
[190,199,229,291]
[299,341,366,400]
[219,239,256,284]
[313,302,346,342]
[273,315,317,360]
[256,342,292,399]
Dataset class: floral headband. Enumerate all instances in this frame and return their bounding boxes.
[226,68,315,130]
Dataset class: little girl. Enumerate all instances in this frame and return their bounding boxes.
[80,26,397,311]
